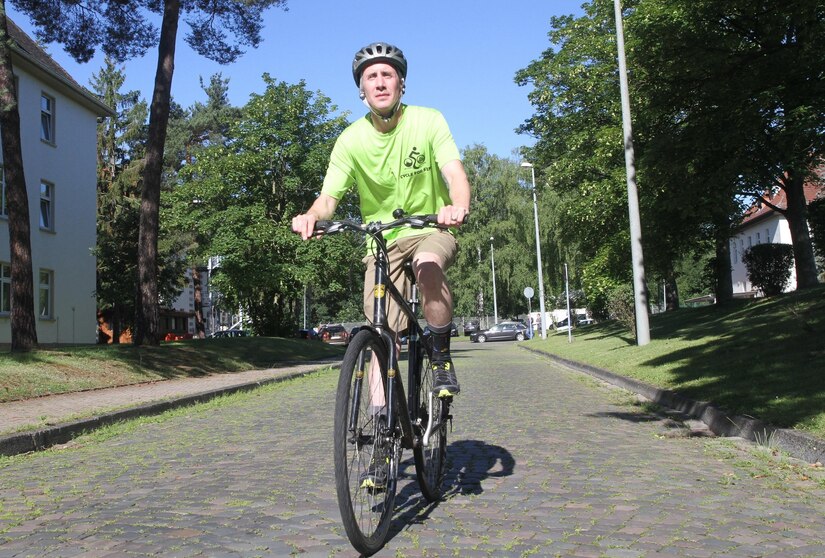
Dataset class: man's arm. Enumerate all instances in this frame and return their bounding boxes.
[438,159,471,226]
[292,193,339,240]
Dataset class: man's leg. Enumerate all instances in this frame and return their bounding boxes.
[414,254,460,396]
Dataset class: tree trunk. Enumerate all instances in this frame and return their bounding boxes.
[665,274,679,311]
[783,169,819,290]
[714,228,734,305]
[134,0,180,346]
[111,304,121,344]
[193,266,205,339]
[0,6,38,352]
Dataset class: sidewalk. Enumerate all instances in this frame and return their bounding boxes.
[0,359,341,457]
[523,346,825,465]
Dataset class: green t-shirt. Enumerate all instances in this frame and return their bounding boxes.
[321,105,461,246]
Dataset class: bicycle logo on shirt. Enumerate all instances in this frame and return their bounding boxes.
[404,147,426,170]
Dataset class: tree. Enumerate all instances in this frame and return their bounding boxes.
[515,3,655,317]
[168,76,351,335]
[0,3,37,351]
[517,0,823,313]
[12,0,289,345]
[91,58,148,342]
[165,73,241,173]
[631,0,824,291]
[163,74,242,338]
[450,146,547,320]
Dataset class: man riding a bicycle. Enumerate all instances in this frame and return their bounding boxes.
[292,41,471,398]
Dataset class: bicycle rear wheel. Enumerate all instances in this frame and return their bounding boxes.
[333,329,398,556]
[412,341,448,502]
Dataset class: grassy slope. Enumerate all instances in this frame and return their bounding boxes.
[529,285,825,436]
[0,337,345,402]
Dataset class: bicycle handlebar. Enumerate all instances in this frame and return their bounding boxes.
[312,212,465,238]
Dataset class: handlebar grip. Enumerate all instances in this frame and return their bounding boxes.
[419,214,469,226]
[428,214,469,224]
[314,220,333,231]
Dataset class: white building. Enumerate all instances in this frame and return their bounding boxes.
[0,19,113,344]
[730,180,823,296]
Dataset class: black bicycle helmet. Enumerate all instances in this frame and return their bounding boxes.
[352,42,408,86]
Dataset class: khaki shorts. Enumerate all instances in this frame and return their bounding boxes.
[363,230,458,334]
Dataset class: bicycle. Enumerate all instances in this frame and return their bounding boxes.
[310,210,455,555]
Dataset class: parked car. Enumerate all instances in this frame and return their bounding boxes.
[554,317,572,334]
[296,328,320,340]
[463,321,480,336]
[319,324,349,345]
[470,322,528,343]
[578,318,595,327]
[210,329,249,338]
[423,323,459,337]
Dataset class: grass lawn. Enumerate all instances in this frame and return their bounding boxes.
[525,285,825,438]
[0,337,345,403]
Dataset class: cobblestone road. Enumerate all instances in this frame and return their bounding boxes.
[1,342,825,557]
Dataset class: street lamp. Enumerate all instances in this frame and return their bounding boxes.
[490,236,498,325]
[520,161,548,339]
[613,0,650,345]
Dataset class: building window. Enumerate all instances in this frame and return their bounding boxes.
[1,263,10,314]
[747,236,752,248]
[731,242,738,264]
[39,269,53,319]
[40,181,54,230]
[756,232,761,244]
[41,93,55,143]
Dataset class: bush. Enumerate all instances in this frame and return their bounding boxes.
[742,243,795,296]
[808,197,825,262]
[607,284,636,336]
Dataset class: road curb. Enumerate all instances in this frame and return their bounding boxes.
[521,346,825,464]
[0,363,340,458]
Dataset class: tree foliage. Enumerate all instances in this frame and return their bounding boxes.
[516,0,823,317]
[168,76,352,335]
[92,59,188,341]
[449,146,554,321]
[630,0,824,290]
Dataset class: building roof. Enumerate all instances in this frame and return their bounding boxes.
[741,170,825,227]
[6,17,114,117]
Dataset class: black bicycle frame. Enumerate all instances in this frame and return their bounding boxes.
[365,229,428,450]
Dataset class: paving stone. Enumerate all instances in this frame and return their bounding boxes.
[2,344,825,557]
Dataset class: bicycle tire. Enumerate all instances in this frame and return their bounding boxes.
[412,339,448,502]
[333,329,398,555]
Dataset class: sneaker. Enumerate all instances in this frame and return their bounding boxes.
[432,358,460,397]
[359,446,389,490]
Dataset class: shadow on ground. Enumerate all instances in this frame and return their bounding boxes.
[383,439,514,549]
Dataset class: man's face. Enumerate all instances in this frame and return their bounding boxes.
[360,62,403,115]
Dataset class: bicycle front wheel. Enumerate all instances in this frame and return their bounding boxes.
[333,329,397,556]
[412,342,448,502]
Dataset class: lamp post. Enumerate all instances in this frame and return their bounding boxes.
[613,0,650,345]
[490,236,498,325]
[520,161,548,339]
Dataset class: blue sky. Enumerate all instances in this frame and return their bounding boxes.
[9,1,585,158]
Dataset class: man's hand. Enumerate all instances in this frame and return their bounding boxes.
[292,194,339,240]
[292,213,318,241]
[436,205,469,227]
